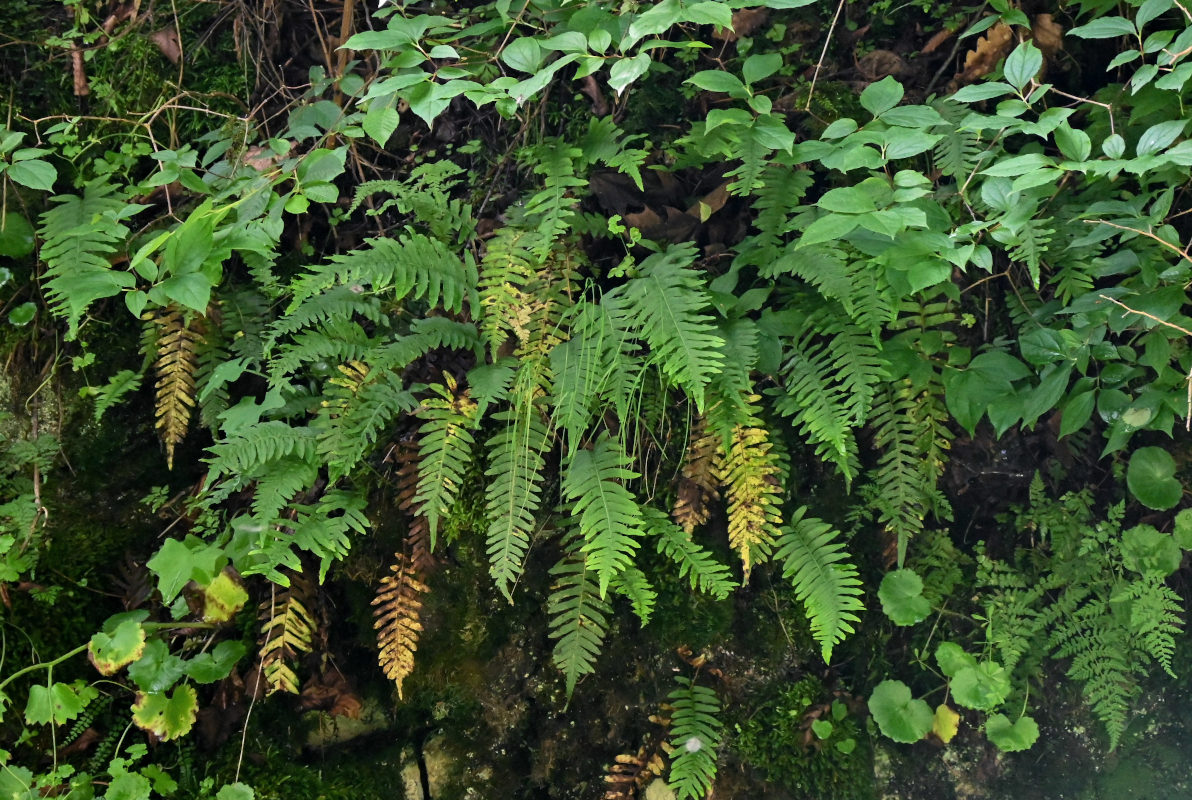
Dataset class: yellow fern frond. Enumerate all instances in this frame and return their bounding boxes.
[718,419,782,579]
[673,417,720,534]
[257,574,317,695]
[372,553,428,699]
[149,305,204,469]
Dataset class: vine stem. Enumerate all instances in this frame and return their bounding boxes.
[804,0,847,112]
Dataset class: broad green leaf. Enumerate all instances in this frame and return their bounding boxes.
[24,681,97,726]
[0,213,34,257]
[147,536,225,604]
[1003,41,1043,90]
[878,568,931,625]
[1054,123,1092,162]
[685,1,733,28]
[1127,446,1182,510]
[860,76,904,117]
[1059,389,1096,438]
[186,640,247,683]
[951,661,1011,711]
[0,765,34,800]
[624,0,682,49]
[501,37,543,73]
[5,159,56,191]
[868,680,933,743]
[686,70,747,96]
[980,153,1055,177]
[796,213,859,248]
[216,784,255,800]
[1102,133,1127,158]
[1137,119,1186,156]
[127,639,187,694]
[985,713,1040,751]
[362,101,400,147]
[131,684,198,741]
[742,53,782,85]
[935,641,978,677]
[1175,508,1192,549]
[951,82,1014,102]
[609,53,651,97]
[811,719,833,739]
[153,273,212,314]
[105,772,151,800]
[1068,16,1136,39]
[89,619,147,675]
[7,303,35,327]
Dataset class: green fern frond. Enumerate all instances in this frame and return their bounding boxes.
[266,285,386,356]
[1122,577,1183,678]
[522,143,586,253]
[479,227,539,357]
[250,456,319,525]
[735,162,814,266]
[774,507,865,663]
[645,508,736,600]
[38,181,137,339]
[562,434,644,597]
[91,369,143,422]
[610,566,656,625]
[253,490,369,583]
[548,545,612,698]
[207,421,319,481]
[268,318,374,385]
[414,376,478,543]
[606,244,724,410]
[666,676,723,800]
[313,361,417,480]
[485,401,551,599]
[931,99,986,180]
[726,127,770,196]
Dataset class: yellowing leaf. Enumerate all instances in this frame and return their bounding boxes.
[132,684,198,741]
[89,619,147,675]
[202,570,249,623]
[933,703,961,744]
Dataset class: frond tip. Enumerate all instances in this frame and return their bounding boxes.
[149,305,204,469]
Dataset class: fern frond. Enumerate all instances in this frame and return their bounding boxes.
[258,574,318,695]
[606,244,724,410]
[774,507,865,663]
[645,507,736,600]
[932,99,985,180]
[550,301,627,457]
[91,369,143,421]
[313,361,417,480]
[372,553,428,699]
[548,545,612,698]
[562,434,644,596]
[38,181,137,339]
[485,401,551,599]
[479,227,539,357]
[207,421,320,481]
[666,676,723,800]
[610,566,656,625]
[717,413,782,579]
[149,305,204,470]
[1124,577,1183,678]
[672,417,720,535]
[522,143,586,253]
[414,375,478,543]
[250,456,319,526]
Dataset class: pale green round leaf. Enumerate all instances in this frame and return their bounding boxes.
[935,642,977,678]
[985,713,1040,752]
[0,212,34,257]
[950,661,1010,711]
[868,679,933,743]
[7,302,35,327]
[1120,524,1182,577]
[1127,446,1182,510]
[1173,508,1192,549]
[878,568,931,626]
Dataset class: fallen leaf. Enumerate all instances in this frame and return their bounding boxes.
[1032,14,1064,60]
[960,22,1014,84]
[858,49,907,81]
[150,28,181,64]
[922,26,956,55]
[714,7,768,41]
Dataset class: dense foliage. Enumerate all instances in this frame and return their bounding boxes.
[3,0,1192,796]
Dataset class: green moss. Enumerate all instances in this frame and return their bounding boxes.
[733,676,875,800]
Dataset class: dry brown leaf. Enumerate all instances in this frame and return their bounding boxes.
[960,22,1014,84]
[685,181,730,221]
[714,7,768,41]
[150,28,181,64]
[1032,14,1064,60]
[858,49,907,81]
[921,26,956,55]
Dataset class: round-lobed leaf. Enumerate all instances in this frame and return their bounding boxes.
[950,661,1011,711]
[131,683,199,741]
[1127,446,1182,510]
[985,713,1040,752]
[878,568,931,626]
[935,641,977,678]
[89,619,147,675]
[868,679,933,743]
[1120,524,1182,577]
[932,703,961,744]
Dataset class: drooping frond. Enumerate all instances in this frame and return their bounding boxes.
[610,566,656,625]
[550,301,628,457]
[413,375,478,544]
[605,244,724,410]
[372,553,427,699]
[548,538,612,698]
[479,227,539,357]
[312,360,417,481]
[521,142,586,254]
[38,181,137,339]
[207,421,320,482]
[672,417,720,535]
[666,676,723,800]
[149,305,205,470]
[774,507,865,663]
[484,400,551,599]
[645,508,736,600]
[562,434,644,596]
[715,403,783,579]
[258,573,318,695]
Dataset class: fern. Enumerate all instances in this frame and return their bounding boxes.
[774,507,865,663]
[38,180,138,339]
[548,538,612,698]
[484,400,551,599]
[479,227,539,357]
[666,676,723,800]
[91,369,143,421]
[258,574,318,695]
[672,416,720,535]
[645,507,736,600]
[413,376,478,544]
[312,361,417,481]
[562,434,644,597]
[605,244,724,411]
[373,552,428,699]
[931,99,986,180]
[149,305,205,470]
[208,421,319,481]
[1122,576,1182,678]
[521,142,586,254]
[610,566,657,624]
[716,404,783,578]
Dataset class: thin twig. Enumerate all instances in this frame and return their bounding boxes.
[805,0,847,112]
[1086,219,1192,263]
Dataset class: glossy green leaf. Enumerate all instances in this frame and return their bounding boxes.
[868,680,933,743]
[1127,446,1182,510]
[878,569,931,626]
[7,303,35,327]
[951,661,1011,711]
[985,713,1040,751]
[860,76,904,117]
[5,159,56,191]
[0,213,34,257]
[1004,42,1043,90]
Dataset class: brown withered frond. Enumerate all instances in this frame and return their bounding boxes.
[603,745,667,799]
[149,305,204,469]
[673,416,720,534]
[257,572,317,695]
[372,553,427,699]
[392,436,435,573]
